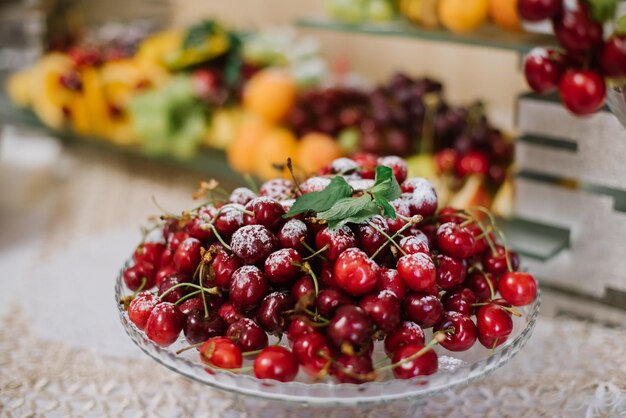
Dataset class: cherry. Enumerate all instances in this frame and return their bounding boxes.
[257,292,294,334]
[438,207,464,224]
[259,179,295,201]
[246,197,286,231]
[601,35,626,78]
[436,223,476,259]
[482,245,519,276]
[210,248,242,290]
[435,255,467,290]
[399,234,430,255]
[123,262,155,291]
[278,219,310,253]
[229,266,269,311]
[200,337,242,369]
[466,271,497,300]
[466,223,489,256]
[387,198,411,234]
[327,305,373,350]
[401,178,438,217]
[498,272,537,306]
[378,155,408,183]
[162,219,182,241]
[293,332,333,376]
[391,343,438,379]
[435,148,458,174]
[173,237,202,275]
[455,151,489,177]
[384,321,425,357]
[291,275,315,303]
[353,152,378,179]
[524,48,566,94]
[158,273,191,304]
[376,268,407,299]
[166,231,190,252]
[355,216,389,257]
[316,288,353,317]
[328,157,359,175]
[332,354,374,384]
[218,302,243,325]
[155,265,177,288]
[128,291,159,330]
[403,293,443,328]
[476,303,513,348]
[145,302,185,346]
[159,248,174,269]
[183,308,226,345]
[254,346,299,382]
[226,317,268,352]
[133,242,165,268]
[553,6,603,54]
[230,225,277,265]
[396,253,436,292]
[320,261,337,287]
[179,295,223,315]
[359,291,402,333]
[185,210,216,242]
[287,315,316,343]
[229,187,257,205]
[214,205,245,239]
[315,226,356,261]
[434,312,477,352]
[334,248,381,296]
[558,69,606,116]
[517,0,561,22]
[264,248,302,285]
[441,288,477,316]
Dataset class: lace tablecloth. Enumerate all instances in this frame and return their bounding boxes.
[0,131,625,417]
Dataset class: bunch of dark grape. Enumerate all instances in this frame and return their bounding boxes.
[121,156,537,384]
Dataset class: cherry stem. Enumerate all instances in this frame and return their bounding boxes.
[470,265,495,300]
[132,277,147,298]
[175,289,202,305]
[286,158,304,195]
[242,348,265,357]
[208,224,232,252]
[318,351,377,382]
[367,221,407,257]
[300,261,320,297]
[370,215,421,259]
[199,264,210,319]
[303,307,329,325]
[176,342,204,355]
[158,282,219,301]
[471,302,522,317]
[299,237,326,261]
[376,331,446,372]
[494,228,514,273]
[302,244,329,261]
[151,195,177,218]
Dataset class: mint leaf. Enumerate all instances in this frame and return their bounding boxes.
[320,196,381,229]
[374,194,396,219]
[285,176,353,218]
[587,0,618,23]
[369,166,402,201]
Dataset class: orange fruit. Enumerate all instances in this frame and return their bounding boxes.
[243,69,296,123]
[488,0,521,31]
[226,114,270,174]
[439,0,489,33]
[254,128,299,180]
[295,132,342,176]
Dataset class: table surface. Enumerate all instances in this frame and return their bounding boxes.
[1,127,625,418]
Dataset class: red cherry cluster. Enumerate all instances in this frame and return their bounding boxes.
[520,0,625,115]
[121,156,537,384]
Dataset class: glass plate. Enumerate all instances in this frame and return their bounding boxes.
[116,258,541,406]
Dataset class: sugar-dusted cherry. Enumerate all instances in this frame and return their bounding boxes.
[173,237,202,275]
[434,312,477,352]
[229,265,269,311]
[401,177,438,217]
[200,337,242,369]
[259,178,295,201]
[229,187,256,205]
[128,291,160,330]
[399,234,430,255]
[436,222,476,260]
[145,302,185,347]
[384,321,425,357]
[378,155,408,183]
[376,268,407,299]
[315,226,357,261]
[264,248,302,285]
[498,271,537,306]
[230,224,277,265]
[226,317,268,352]
[214,205,245,239]
[355,215,389,257]
[278,219,309,253]
[391,343,438,379]
[334,248,381,296]
[158,273,191,304]
[396,253,436,292]
[253,346,299,382]
[403,293,443,328]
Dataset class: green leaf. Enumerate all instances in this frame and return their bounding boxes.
[285,176,353,218]
[369,165,402,201]
[374,194,396,219]
[183,20,218,49]
[616,14,626,34]
[587,0,618,23]
[320,196,381,230]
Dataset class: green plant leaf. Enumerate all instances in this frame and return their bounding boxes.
[285,176,353,218]
[587,0,618,23]
[615,14,626,34]
[369,165,402,201]
[374,194,396,219]
[320,196,381,230]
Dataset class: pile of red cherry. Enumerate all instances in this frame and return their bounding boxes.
[121,155,537,384]
[520,0,625,115]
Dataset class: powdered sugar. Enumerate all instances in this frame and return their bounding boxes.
[217,204,245,224]
[280,199,295,212]
[229,187,257,205]
[279,219,307,241]
[259,179,295,201]
[264,248,298,271]
[230,225,276,264]
[330,158,358,174]
[348,178,375,191]
[300,177,331,194]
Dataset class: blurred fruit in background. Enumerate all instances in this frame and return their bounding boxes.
[488,0,521,31]
[439,0,489,33]
[326,0,398,24]
[399,0,440,28]
[243,69,297,123]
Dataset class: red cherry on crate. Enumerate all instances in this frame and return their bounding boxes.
[257,292,294,335]
[600,35,626,78]
[145,302,185,347]
[403,293,444,328]
[437,222,476,259]
[226,317,268,352]
[517,0,562,21]
[384,321,426,357]
[378,155,408,183]
[128,292,160,330]
[435,255,467,290]
[396,253,436,292]
[183,308,226,345]
[264,248,302,285]
[229,187,257,205]
[254,346,299,382]
[210,249,242,290]
[332,354,374,384]
[123,262,155,291]
[278,219,309,253]
[391,343,438,379]
[441,288,478,316]
[523,48,566,94]
[553,7,603,54]
[230,225,277,265]
[293,332,333,376]
[316,288,353,317]
[287,315,316,344]
[133,242,165,268]
[334,248,381,296]
[173,237,202,275]
[327,305,373,350]
[200,337,243,369]
[229,266,269,311]
[434,312,477,352]
[359,291,402,333]
[498,271,537,306]
[455,151,489,177]
[476,303,513,348]
[218,302,243,325]
[377,268,407,299]
[559,70,606,116]
[315,226,357,261]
